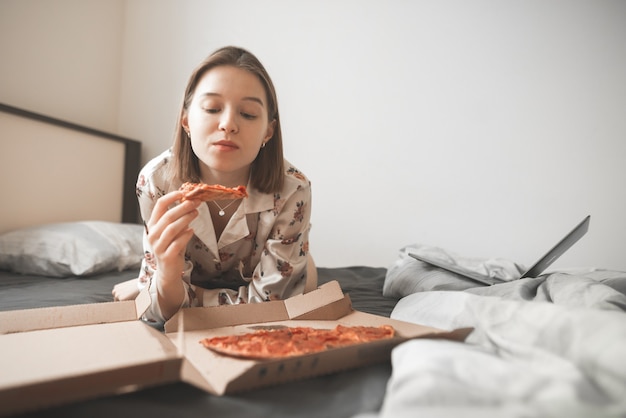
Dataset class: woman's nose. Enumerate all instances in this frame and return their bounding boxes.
[219,109,238,133]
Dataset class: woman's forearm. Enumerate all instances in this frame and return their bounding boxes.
[156,273,187,320]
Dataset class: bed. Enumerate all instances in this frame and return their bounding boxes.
[2,104,625,418]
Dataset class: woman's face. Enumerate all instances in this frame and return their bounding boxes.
[183,65,275,183]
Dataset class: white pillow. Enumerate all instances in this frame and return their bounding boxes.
[0,221,143,277]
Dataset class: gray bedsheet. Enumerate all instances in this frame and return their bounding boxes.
[1,266,398,418]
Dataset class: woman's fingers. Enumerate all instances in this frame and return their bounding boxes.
[153,210,198,259]
[146,192,186,232]
[149,191,186,223]
[158,202,199,238]
[145,191,201,267]
[147,193,199,239]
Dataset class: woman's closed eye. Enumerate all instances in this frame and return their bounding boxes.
[201,107,257,120]
[240,112,258,120]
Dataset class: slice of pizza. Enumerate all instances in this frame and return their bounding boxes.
[179,182,248,202]
[199,325,395,359]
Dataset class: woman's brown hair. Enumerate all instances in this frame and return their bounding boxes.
[171,46,284,193]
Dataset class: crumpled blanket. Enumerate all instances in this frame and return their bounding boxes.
[365,244,626,418]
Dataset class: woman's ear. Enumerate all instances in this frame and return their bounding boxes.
[264,119,276,142]
[181,113,190,134]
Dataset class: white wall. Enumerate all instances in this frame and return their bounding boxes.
[118,0,626,271]
[2,0,625,271]
[0,0,125,131]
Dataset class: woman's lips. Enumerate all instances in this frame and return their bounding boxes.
[213,140,239,151]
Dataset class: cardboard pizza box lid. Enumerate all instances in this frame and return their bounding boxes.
[163,281,469,395]
[0,289,171,415]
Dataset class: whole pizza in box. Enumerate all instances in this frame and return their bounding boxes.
[199,324,395,360]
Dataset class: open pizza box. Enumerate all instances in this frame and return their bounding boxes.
[0,288,183,416]
[0,281,471,415]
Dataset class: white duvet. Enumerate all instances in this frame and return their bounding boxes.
[363,245,626,418]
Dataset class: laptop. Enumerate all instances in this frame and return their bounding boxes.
[408,215,590,286]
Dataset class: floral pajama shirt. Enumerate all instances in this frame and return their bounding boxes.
[135,149,312,324]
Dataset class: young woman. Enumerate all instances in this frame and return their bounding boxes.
[113,46,314,324]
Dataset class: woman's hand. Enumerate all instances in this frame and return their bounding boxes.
[145,191,201,318]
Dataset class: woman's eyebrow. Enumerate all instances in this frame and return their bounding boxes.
[242,96,265,107]
[199,92,265,107]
